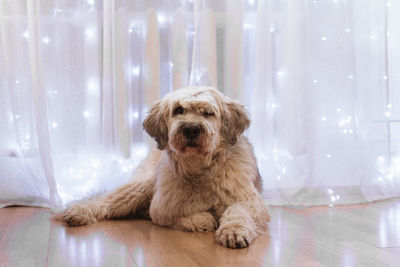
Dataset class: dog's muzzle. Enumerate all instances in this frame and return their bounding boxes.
[181,123,203,147]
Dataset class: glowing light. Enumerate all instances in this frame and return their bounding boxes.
[169,62,174,67]
[387,104,392,109]
[338,117,352,127]
[129,28,133,33]
[281,167,287,174]
[370,34,377,40]
[320,36,327,41]
[131,112,139,120]
[83,110,91,118]
[383,75,388,80]
[387,2,391,7]
[313,0,318,3]
[272,149,278,153]
[85,29,95,39]
[321,116,327,121]
[157,14,166,24]
[132,67,140,76]
[243,24,253,30]
[313,79,318,84]
[344,28,350,33]
[14,115,20,119]
[87,0,95,5]
[378,156,385,163]
[378,177,383,182]
[270,27,276,33]
[336,108,341,112]
[327,188,333,194]
[276,176,281,180]
[87,81,97,91]
[22,31,29,39]
[326,154,332,158]
[248,0,255,6]
[331,195,337,202]
[52,122,58,128]
[385,111,391,117]
[54,8,61,14]
[42,36,51,44]
[15,80,20,84]
[277,71,285,77]
[347,74,354,79]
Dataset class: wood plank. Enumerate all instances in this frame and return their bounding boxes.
[0,199,399,266]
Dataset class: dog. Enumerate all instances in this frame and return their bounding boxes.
[64,86,271,248]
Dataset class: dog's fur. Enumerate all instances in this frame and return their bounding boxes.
[64,86,270,248]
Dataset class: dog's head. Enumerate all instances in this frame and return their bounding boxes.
[143,87,250,156]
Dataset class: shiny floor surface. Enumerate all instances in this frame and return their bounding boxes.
[1,199,400,267]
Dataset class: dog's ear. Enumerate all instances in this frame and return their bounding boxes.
[142,101,168,150]
[221,98,250,145]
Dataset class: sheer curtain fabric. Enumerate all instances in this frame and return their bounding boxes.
[0,0,399,208]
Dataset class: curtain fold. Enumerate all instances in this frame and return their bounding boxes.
[1,0,400,208]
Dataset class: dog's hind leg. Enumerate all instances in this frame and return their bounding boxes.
[64,178,155,226]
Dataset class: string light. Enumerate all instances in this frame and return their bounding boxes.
[243,24,252,30]
[157,14,166,24]
[83,110,91,118]
[85,29,95,39]
[42,36,51,44]
[132,67,140,76]
[22,31,29,39]
[130,112,139,120]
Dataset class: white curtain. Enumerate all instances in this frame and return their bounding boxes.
[1,0,400,208]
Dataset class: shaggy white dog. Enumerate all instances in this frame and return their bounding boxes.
[64,86,270,248]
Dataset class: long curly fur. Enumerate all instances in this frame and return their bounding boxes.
[64,86,270,248]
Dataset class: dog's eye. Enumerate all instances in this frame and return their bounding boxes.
[202,111,215,117]
[173,106,184,116]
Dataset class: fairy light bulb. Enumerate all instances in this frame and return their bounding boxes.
[42,37,51,44]
[132,67,140,76]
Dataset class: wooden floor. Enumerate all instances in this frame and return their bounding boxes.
[1,199,400,267]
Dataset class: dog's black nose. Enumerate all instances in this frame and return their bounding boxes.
[182,124,201,139]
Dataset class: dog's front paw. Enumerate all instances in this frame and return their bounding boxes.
[215,225,254,249]
[64,205,97,226]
